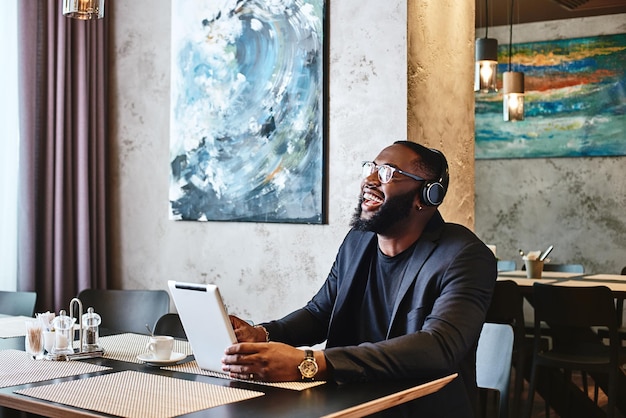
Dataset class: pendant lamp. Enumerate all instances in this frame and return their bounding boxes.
[63,0,105,20]
[474,0,498,93]
[503,0,524,121]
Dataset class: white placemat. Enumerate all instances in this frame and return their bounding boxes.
[98,333,192,363]
[164,360,326,391]
[0,349,111,389]
[15,370,264,418]
[0,316,33,338]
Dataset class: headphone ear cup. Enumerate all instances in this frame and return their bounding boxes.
[421,181,445,206]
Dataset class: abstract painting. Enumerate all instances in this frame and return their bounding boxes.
[476,33,626,159]
[169,0,326,223]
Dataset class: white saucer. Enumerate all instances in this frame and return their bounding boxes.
[137,352,187,365]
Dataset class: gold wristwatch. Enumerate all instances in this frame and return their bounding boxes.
[298,349,318,380]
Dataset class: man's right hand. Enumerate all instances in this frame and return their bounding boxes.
[229,315,267,342]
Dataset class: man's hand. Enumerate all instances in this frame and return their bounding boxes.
[222,342,321,382]
[229,315,267,342]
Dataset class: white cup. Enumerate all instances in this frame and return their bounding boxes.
[146,336,174,360]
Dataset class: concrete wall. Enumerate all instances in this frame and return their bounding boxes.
[108,0,624,328]
[109,0,470,320]
[475,15,626,274]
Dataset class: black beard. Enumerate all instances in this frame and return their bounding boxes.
[350,188,418,234]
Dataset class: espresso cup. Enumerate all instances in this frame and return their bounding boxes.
[146,335,174,360]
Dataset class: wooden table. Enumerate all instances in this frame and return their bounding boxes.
[0,335,456,418]
[498,271,626,298]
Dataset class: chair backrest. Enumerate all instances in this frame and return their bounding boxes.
[0,291,37,317]
[486,280,524,327]
[520,263,584,273]
[621,266,626,275]
[153,313,187,339]
[532,283,616,329]
[541,263,584,273]
[532,282,619,357]
[77,289,170,334]
[497,260,516,272]
[476,323,514,418]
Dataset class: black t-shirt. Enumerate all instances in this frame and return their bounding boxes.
[358,241,416,343]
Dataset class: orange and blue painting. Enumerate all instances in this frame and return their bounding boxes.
[169,0,326,223]
[476,33,626,159]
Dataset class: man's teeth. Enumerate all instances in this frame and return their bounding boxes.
[363,192,382,203]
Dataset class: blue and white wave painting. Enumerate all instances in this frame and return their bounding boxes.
[476,34,626,160]
[169,0,325,223]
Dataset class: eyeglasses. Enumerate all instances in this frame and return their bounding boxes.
[361,161,426,184]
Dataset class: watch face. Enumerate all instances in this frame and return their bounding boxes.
[299,358,318,378]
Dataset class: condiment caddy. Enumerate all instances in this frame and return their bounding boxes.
[43,297,105,361]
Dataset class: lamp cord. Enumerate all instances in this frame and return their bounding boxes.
[508,0,515,71]
[484,0,489,38]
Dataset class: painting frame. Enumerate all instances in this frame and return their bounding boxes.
[169,0,328,224]
[475,33,626,160]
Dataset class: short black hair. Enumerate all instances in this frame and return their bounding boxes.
[393,140,448,185]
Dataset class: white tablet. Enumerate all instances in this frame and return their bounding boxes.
[167,281,237,373]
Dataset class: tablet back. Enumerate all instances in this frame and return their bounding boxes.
[167,280,237,373]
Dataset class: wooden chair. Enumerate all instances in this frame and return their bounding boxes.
[485,280,529,418]
[524,283,621,418]
[476,323,514,418]
[153,313,187,340]
[77,289,170,334]
[0,291,37,317]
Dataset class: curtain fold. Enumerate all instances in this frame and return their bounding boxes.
[17,1,109,313]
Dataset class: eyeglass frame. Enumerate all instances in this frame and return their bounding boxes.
[361,161,427,184]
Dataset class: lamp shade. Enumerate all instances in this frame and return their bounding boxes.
[474,38,498,93]
[503,71,525,121]
[63,0,105,20]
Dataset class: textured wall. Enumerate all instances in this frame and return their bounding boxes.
[407,0,475,228]
[475,15,626,274]
[109,0,410,319]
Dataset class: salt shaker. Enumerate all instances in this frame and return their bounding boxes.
[82,307,102,352]
[51,310,76,355]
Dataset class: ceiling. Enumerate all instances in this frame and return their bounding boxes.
[475,0,626,28]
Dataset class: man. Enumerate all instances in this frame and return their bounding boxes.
[223,141,497,417]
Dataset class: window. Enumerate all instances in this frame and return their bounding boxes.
[0,0,19,291]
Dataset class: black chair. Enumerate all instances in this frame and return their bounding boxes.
[0,291,37,317]
[524,283,621,418]
[77,289,170,335]
[599,266,626,346]
[497,260,517,272]
[485,280,529,417]
[153,313,187,339]
[543,263,584,273]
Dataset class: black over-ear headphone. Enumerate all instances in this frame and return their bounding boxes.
[421,148,449,207]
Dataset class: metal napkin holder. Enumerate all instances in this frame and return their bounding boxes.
[46,297,105,361]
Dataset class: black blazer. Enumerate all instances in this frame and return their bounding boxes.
[265,212,497,417]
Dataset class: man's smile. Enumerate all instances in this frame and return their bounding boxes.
[362,190,384,211]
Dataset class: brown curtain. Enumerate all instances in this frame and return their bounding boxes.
[17,1,110,313]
